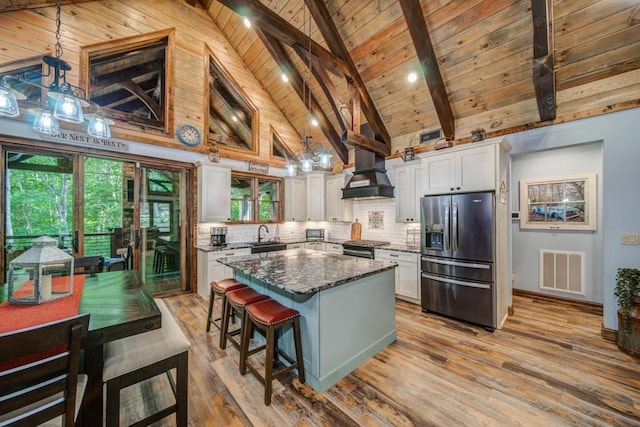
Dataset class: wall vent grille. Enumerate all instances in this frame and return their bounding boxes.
[419,129,442,144]
[539,250,584,295]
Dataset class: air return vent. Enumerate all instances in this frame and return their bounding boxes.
[419,129,442,144]
[539,250,584,295]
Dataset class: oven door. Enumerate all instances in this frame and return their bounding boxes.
[343,245,374,259]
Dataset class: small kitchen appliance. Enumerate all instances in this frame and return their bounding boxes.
[210,226,227,246]
[305,228,325,240]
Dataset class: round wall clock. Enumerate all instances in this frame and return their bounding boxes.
[176,124,201,146]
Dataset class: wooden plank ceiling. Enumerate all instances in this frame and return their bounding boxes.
[2,0,639,163]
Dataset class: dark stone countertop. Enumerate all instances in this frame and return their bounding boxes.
[196,238,348,252]
[216,248,396,295]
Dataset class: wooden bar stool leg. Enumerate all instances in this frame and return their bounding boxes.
[264,325,276,405]
[206,289,216,332]
[219,295,233,349]
[293,318,305,384]
[239,310,252,375]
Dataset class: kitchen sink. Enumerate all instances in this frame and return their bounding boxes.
[249,242,287,253]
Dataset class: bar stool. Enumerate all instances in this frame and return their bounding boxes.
[240,299,305,405]
[221,287,270,350]
[206,278,247,333]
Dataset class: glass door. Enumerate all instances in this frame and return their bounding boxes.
[4,151,75,273]
[139,166,184,293]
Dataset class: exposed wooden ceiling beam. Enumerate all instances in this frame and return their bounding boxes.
[120,80,161,120]
[185,0,197,6]
[304,0,391,148]
[531,0,556,122]
[216,0,349,78]
[257,29,348,164]
[398,0,455,140]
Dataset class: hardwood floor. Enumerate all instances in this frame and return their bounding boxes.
[119,293,640,426]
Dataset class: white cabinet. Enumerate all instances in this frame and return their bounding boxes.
[284,177,306,221]
[197,163,231,222]
[197,248,251,299]
[306,173,326,221]
[304,241,326,251]
[286,243,304,249]
[375,249,420,302]
[325,174,353,222]
[394,162,421,222]
[325,243,344,254]
[421,138,507,195]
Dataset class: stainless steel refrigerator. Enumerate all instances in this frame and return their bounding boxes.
[420,191,496,330]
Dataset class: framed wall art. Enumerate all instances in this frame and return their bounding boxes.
[519,173,597,231]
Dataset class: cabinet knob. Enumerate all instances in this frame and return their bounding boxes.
[450,187,454,191]
[456,187,461,190]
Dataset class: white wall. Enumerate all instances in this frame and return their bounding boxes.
[505,107,640,330]
[510,142,603,302]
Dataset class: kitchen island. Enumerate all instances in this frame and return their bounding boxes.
[217,248,397,392]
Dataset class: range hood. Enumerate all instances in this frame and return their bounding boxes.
[342,147,394,199]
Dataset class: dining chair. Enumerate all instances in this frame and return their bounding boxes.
[103,298,190,426]
[74,255,105,276]
[0,313,90,427]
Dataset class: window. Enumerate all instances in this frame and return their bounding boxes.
[230,172,282,224]
[207,53,258,154]
[270,126,295,163]
[83,32,171,131]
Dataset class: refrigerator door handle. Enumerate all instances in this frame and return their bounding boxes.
[422,257,491,270]
[452,201,458,252]
[422,273,490,289]
[444,201,450,251]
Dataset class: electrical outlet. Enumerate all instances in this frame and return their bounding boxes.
[511,271,516,281]
[620,233,640,245]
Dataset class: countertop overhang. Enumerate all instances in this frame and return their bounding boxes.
[216,248,397,294]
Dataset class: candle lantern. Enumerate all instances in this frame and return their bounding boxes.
[8,236,74,304]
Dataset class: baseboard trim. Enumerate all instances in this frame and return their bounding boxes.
[601,325,617,343]
[512,289,603,315]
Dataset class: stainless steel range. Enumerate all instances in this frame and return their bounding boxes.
[342,240,390,259]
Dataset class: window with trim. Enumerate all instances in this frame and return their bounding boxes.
[208,54,258,153]
[85,35,169,131]
[0,62,44,110]
[271,127,295,161]
[230,172,282,223]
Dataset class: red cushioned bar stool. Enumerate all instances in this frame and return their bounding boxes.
[206,278,247,333]
[240,299,305,405]
[221,287,270,350]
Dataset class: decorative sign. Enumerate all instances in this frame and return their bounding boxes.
[248,161,269,174]
[44,129,129,152]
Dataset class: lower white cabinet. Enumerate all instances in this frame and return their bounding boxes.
[375,249,420,302]
[286,243,304,249]
[304,241,326,251]
[197,248,250,299]
[325,243,343,254]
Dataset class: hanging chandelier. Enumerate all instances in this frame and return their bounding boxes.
[0,0,112,138]
[285,5,332,177]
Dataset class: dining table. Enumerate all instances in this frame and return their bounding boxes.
[0,269,161,427]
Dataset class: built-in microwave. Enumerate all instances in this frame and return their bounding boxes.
[305,228,325,240]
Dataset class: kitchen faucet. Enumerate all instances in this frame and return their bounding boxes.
[258,225,269,242]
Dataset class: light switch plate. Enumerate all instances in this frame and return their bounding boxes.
[620,233,639,245]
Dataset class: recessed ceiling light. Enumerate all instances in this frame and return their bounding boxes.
[311,117,319,127]
[407,72,418,83]
[231,115,238,122]
[243,17,251,28]
[281,74,289,83]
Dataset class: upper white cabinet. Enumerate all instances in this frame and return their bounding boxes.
[394,162,421,222]
[197,163,231,222]
[284,177,307,221]
[325,174,353,222]
[421,138,510,195]
[306,172,326,221]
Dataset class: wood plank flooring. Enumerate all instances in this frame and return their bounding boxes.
[119,293,640,426]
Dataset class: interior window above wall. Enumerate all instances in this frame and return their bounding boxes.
[270,127,296,164]
[230,172,282,224]
[207,53,258,154]
[85,35,169,131]
[0,62,45,109]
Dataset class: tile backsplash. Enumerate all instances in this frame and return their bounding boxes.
[197,198,417,246]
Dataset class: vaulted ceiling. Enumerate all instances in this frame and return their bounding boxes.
[2,0,639,164]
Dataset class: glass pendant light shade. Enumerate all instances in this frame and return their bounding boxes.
[87,114,111,138]
[32,108,60,135]
[52,93,84,124]
[285,162,298,176]
[319,150,332,169]
[0,85,20,117]
[301,155,313,173]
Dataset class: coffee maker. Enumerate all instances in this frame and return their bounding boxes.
[210,227,227,246]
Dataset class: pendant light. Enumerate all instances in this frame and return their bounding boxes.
[0,0,111,138]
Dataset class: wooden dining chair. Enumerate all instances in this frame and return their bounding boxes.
[0,313,90,427]
[74,255,105,276]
